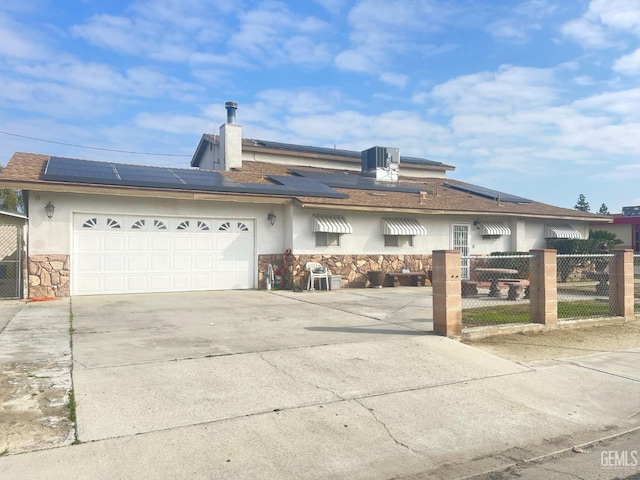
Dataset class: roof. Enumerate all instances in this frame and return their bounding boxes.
[191,135,455,172]
[0,152,610,222]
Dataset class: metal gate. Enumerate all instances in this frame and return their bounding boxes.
[452,224,470,279]
[0,224,23,298]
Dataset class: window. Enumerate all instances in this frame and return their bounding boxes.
[384,235,413,247]
[316,232,340,247]
[177,220,190,230]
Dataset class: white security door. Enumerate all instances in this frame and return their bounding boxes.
[451,224,470,279]
[72,214,255,295]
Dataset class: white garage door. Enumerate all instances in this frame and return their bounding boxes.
[72,214,255,295]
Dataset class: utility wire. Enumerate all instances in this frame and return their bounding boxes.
[0,130,192,157]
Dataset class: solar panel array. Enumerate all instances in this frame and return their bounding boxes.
[42,156,347,198]
[443,182,532,203]
[289,169,428,194]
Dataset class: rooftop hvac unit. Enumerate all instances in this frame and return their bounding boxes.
[361,147,399,181]
[623,206,640,217]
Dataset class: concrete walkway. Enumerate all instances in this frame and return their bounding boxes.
[0,289,639,479]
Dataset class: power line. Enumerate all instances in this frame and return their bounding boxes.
[0,130,192,157]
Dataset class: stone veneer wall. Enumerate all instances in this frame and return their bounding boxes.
[28,255,70,298]
[257,254,432,290]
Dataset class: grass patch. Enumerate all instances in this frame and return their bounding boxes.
[0,448,8,457]
[463,300,640,327]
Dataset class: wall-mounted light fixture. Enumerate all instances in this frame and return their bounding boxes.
[45,201,55,219]
[473,219,480,228]
[267,211,277,226]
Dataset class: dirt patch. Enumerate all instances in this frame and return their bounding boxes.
[0,360,74,455]
[464,319,640,362]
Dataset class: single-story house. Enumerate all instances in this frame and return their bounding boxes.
[0,102,609,298]
[590,206,640,253]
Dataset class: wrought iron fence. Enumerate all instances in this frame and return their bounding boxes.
[462,254,533,327]
[556,253,614,321]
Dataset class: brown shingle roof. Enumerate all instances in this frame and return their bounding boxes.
[0,152,607,221]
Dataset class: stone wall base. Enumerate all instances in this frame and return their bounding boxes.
[28,255,70,298]
[258,253,432,290]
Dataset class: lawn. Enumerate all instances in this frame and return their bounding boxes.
[462,300,640,327]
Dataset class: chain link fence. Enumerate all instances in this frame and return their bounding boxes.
[556,253,614,321]
[635,254,640,310]
[461,252,638,329]
[462,254,533,327]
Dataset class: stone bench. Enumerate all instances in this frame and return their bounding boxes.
[499,279,530,301]
[461,280,480,297]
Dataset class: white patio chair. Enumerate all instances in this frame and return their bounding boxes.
[306,262,329,291]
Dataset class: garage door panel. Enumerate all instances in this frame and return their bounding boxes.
[103,276,125,293]
[128,237,148,251]
[150,256,171,271]
[76,256,100,272]
[128,257,147,271]
[127,276,148,291]
[173,256,192,270]
[150,237,171,251]
[150,275,171,290]
[77,235,100,252]
[75,276,100,295]
[103,256,125,272]
[73,215,254,295]
[104,236,126,251]
[174,237,193,251]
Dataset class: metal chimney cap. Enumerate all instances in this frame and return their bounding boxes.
[225,101,238,124]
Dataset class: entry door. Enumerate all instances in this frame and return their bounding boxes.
[451,224,470,279]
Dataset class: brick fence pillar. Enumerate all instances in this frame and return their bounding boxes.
[432,250,462,337]
[529,249,557,326]
[610,249,635,319]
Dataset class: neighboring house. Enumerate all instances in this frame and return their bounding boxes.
[590,206,640,253]
[0,102,609,298]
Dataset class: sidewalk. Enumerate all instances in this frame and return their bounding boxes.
[0,290,638,479]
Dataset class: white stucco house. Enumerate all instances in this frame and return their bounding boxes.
[0,102,609,298]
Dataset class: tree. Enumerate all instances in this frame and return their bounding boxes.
[0,164,23,213]
[598,203,609,214]
[574,193,590,212]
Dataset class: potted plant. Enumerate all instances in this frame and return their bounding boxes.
[368,270,385,288]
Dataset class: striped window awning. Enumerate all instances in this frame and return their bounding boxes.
[545,224,582,239]
[480,222,511,236]
[382,218,427,236]
[312,215,353,234]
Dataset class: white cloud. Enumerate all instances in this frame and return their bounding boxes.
[429,65,557,115]
[613,47,640,75]
[0,12,49,60]
[380,72,408,88]
[573,88,640,119]
[12,58,202,101]
[561,0,640,49]
[335,0,454,77]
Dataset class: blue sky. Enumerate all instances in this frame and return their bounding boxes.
[1,0,639,213]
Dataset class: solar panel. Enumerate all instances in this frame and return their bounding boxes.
[443,182,532,203]
[289,169,425,194]
[40,156,348,199]
[44,157,117,181]
[114,164,180,187]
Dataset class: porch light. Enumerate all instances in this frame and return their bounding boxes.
[267,211,277,226]
[45,201,55,219]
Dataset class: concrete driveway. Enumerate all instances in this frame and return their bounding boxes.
[1,288,640,479]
